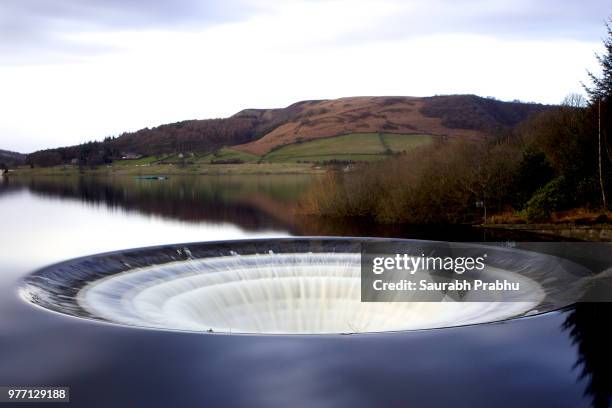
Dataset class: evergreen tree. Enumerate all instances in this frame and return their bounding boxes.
[585,18,612,101]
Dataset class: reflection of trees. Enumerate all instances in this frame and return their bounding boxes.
[563,303,612,408]
[5,176,309,233]
[3,176,562,241]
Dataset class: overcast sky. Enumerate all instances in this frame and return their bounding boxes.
[0,0,610,153]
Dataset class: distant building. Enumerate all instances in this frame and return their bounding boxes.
[70,158,78,165]
[121,153,142,160]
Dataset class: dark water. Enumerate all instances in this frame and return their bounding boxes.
[0,175,610,408]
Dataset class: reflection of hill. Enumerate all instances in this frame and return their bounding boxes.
[5,176,312,233]
[0,176,25,196]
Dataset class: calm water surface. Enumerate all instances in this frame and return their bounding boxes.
[0,175,610,408]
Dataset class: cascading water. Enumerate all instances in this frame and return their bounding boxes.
[20,239,591,335]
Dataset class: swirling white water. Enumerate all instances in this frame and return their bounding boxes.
[74,252,544,334]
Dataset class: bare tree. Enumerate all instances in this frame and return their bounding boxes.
[583,19,612,209]
[598,99,607,209]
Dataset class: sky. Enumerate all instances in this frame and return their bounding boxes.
[0,0,610,153]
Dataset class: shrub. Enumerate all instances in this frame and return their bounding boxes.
[524,177,570,222]
[210,159,244,164]
[300,141,522,224]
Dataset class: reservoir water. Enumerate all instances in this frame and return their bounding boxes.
[0,175,610,407]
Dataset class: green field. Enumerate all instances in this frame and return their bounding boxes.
[37,133,433,175]
[116,133,432,166]
[198,148,260,163]
[113,155,170,166]
[262,133,433,163]
[380,133,433,152]
[114,148,260,166]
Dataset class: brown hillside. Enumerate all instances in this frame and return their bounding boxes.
[232,97,484,156]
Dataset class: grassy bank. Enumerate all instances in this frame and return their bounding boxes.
[479,209,612,240]
[9,162,325,176]
[481,224,612,241]
[486,208,612,225]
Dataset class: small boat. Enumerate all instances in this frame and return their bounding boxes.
[135,176,168,180]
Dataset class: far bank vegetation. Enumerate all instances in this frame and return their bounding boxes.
[301,94,609,224]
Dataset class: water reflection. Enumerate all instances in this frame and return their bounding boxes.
[0,175,552,241]
[1,175,311,233]
[564,303,612,408]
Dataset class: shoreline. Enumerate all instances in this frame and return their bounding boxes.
[4,170,611,241]
[479,223,612,241]
[5,163,325,176]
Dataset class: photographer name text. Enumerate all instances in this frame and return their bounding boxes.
[372,279,520,292]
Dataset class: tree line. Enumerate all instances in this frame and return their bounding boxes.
[25,116,262,168]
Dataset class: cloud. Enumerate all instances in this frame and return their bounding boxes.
[0,0,257,64]
[320,0,612,47]
[1,0,609,64]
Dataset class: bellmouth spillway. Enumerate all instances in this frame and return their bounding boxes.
[20,238,591,335]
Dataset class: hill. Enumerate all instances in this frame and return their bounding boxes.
[26,95,552,167]
[0,149,26,168]
[233,95,543,156]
